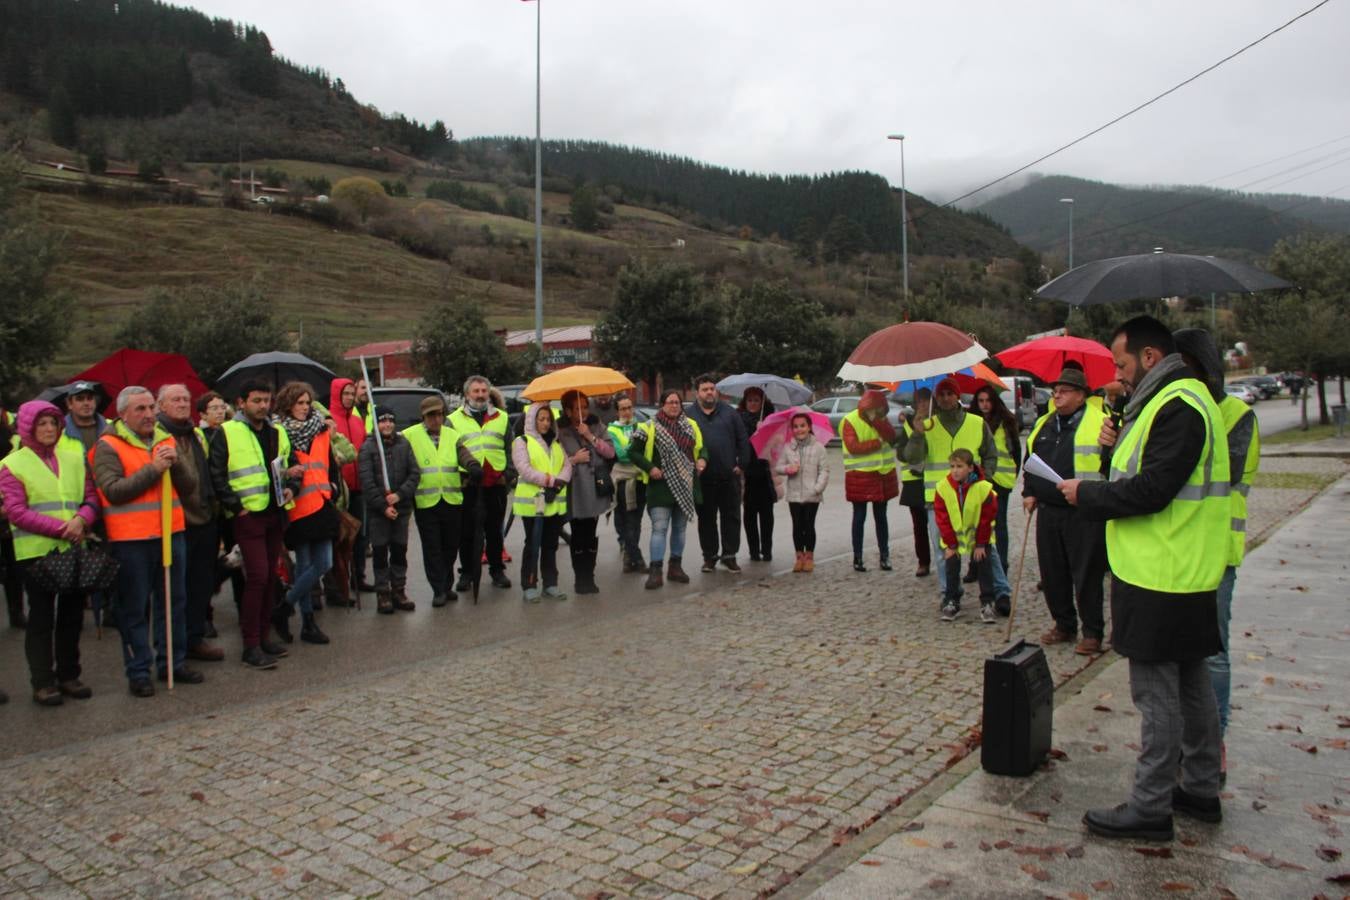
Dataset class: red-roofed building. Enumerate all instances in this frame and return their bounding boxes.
[345,325,598,386]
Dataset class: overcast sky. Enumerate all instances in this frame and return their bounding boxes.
[187,0,1350,205]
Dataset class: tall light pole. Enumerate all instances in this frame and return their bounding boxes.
[1059,197,1074,271]
[531,0,544,370]
[887,134,908,302]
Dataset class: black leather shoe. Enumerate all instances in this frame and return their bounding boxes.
[259,639,289,659]
[158,667,205,684]
[879,558,893,572]
[432,593,448,608]
[454,576,472,593]
[962,566,979,584]
[271,604,294,643]
[128,679,155,698]
[241,646,278,670]
[491,571,512,589]
[1172,787,1222,823]
[1082,803,1173,842]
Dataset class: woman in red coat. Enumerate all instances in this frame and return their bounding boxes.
[840,389,898,571]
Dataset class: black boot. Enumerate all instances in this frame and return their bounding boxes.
[853,554,867,573]
[300,613,330,645]
[270,603,294,643]
[7,591,25,629]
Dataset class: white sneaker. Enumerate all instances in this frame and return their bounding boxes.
[939,603,958,622]
[980,603,996,624]
[222,544,243,570]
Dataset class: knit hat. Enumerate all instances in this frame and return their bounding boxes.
[934,377,960,396]
[858,389,889,413]
[377,411,397,423]
[1050,367,1090,392]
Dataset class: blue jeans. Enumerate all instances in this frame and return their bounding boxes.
[110,535,187,681]
[286,539,333,614]
[648,505,688,563]
[928,506,1011,602]
[1207,565,1237,734]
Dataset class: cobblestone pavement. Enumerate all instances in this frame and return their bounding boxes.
[0,452,1340,899]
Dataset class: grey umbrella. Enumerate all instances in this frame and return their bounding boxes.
[215,352,337,402]
[1035,252,1291,306]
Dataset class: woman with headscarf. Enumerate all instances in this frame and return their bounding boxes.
[736,387,778,562]
[512,402,573,602]
[272,382,337,644]
[968,384,1022,580]
[1,412,27,631]
[556,390,615,595]
[0,400,101,705]
[629,390,708,589]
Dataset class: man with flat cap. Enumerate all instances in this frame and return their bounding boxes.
[403,395,481,608]
[1023,365,1110,655]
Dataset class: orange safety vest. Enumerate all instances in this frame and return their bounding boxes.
[288,430,333,523]
[96,433,186,541]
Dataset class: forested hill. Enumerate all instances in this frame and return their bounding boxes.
[0,0,452,166]
[976,173,1348,262]
[464,137,1023,260]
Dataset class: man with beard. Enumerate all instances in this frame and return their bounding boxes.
[1061,315,1230,842]
[688,375,751,573]
[450,375,513,591]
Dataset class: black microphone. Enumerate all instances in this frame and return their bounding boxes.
[1107,397,1124,432]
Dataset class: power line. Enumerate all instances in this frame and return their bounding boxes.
[930,0,1336,213]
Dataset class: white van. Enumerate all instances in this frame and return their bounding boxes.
[1001,376,1039,431]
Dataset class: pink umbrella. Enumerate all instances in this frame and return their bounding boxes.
[995,335,1115,390]
[752,407,834,464]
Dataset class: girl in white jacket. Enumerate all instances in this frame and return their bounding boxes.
[776,413,829,573]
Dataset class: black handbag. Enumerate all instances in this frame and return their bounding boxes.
[76,543,120,593]
[27,547,81,594]
[593,466,615,499]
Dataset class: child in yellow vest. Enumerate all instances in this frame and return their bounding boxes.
[933,448,999,624]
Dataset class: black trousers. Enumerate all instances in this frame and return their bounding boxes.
[1035,503,1108,639]
[18,562,83,689]
[521,515,562,589]
[459,484,508,575]
[185,521,217,648]
[905,503,931,568]
[788,502,819,552]
[2,534,24,625]
[943,551,994,608]
[743,495,775,559]
[414,501,462,596]
[612,479,646,564]
[568,516,599,582]
[350,490,369,585]
[696,474,742,562]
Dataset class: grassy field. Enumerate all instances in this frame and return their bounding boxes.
[1263,423,1340,445]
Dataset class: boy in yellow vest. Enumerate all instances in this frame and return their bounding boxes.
[933,448,999,624]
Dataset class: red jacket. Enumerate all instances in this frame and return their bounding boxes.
[841,415,899,503]
[328,378,366,492]
[934,470,997,550]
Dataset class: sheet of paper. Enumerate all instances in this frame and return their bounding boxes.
[1022,452,1064,485]
[271,456,287,506]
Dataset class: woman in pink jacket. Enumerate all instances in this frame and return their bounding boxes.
[0,401,100,706]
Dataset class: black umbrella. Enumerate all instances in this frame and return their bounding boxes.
[1035,252,1291,306]
[37,380,110,412]
[215,352,337,402]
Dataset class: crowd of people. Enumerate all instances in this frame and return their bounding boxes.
[0,314,1262,842]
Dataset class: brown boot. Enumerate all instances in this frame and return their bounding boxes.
[645,563,664,590]
[792,552,804,573]
[667,556,690,584]
[376,589,394,615]
[803,551,814,573]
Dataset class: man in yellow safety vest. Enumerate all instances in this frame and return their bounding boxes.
[1061,316,1230,843]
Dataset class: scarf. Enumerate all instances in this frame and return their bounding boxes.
[653,411,697,520]
[1122,354,1189,424]
[157,411,212,502]
[279,407,326,454]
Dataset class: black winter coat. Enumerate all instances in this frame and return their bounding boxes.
[358,433,420,515]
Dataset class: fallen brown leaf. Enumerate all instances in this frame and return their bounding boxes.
[1065,844,1085,858]
[301,872,316,884]
[1092,880,1115,891]
[531,805,547,819]
[1048,748,1069,760]
[270,867,285,878]
[1019,862,1050,882]
[106,833,124,844]
[994,839,1013,850]
[1092,744,1109,753]
[1069,893,1090,900]
[1134,846,1172,858]
[901,821,925,832]
[927,877,951,889]
[1252,800,1268,811]
[942,840,957,849]
[1292,742,1319,754]
[1316,845,1342,862]
[1092,704,1113,712]
[860,860,882,867]
[189,791,205,803]
[448,810,473,821]
[462,846,493,857]
[1159,882,1193,892]
[1325,873,1350,884]
[1026,810,1051,823]
[979,840,993,852]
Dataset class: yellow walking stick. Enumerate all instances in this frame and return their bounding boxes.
[161,469,174,691]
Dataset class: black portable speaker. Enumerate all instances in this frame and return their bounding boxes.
[981,639,1054,776]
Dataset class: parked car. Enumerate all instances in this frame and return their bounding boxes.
[371,387,449,429]
[810,395,909,445]
[1224,383,1258,405]
[1230,375,1279,399]
[1033,387,1051,418]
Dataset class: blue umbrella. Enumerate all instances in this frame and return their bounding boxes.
[716,373,812,407]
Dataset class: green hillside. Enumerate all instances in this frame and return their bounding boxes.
[975,174,1342,264]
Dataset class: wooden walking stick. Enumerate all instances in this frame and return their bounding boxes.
[1004,506,1037,643]
[160,468,174,691]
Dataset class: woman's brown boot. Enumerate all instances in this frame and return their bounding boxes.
[803,551,815,573]
[667,556,690,584]
[645,563,664,590]
[792,552,804,573]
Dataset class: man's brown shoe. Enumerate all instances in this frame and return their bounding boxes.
[1039,627,1075,645]
[187,642,225,662]
[1075,637,1103,655]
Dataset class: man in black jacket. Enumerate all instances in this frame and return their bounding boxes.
[1059,316,1230,842]
[688,374,751,573]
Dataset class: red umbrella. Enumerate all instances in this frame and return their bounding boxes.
[70,349,209,417]
[995,335,1114,390]
[837,321,988,383]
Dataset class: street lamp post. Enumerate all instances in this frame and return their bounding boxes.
[1059,197,1074,271]
[886,134,908,302]
[532,0,544,371]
